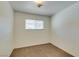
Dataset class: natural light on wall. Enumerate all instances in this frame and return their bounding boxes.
[25,19,44,29]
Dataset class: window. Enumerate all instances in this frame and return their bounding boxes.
[25,19,44,29]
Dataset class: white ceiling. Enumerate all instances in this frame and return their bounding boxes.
[10,1,77,16]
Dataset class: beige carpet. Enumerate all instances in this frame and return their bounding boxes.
[10,43,73,57]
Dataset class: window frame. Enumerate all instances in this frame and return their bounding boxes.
[25,19,44,30]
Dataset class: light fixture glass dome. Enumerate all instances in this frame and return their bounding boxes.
[34,0,44,7]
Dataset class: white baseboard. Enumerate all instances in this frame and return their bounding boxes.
[14,42,49,49]
[50,42,75,57]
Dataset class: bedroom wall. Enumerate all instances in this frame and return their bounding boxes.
[0,2,14,56]
[14,11,51,48]
[50,2,79,56]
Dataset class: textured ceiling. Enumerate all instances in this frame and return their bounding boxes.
[10,1,77,16]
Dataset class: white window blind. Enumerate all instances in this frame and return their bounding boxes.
[25,19,44,29]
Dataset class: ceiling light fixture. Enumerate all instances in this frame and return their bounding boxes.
[34,0,44,7]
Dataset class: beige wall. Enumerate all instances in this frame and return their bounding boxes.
[0,2,14,56]
[51,2,79,56]
[14,11,51,48]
